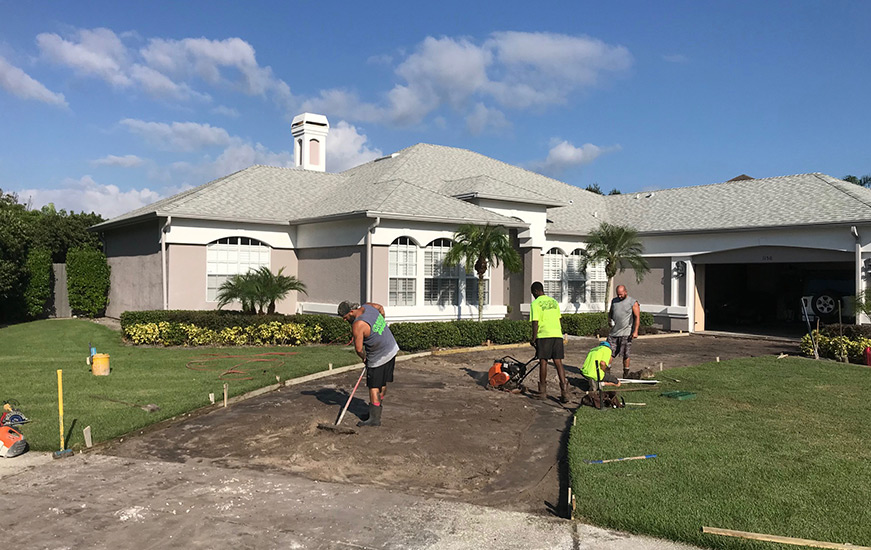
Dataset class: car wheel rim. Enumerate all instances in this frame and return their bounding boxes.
[816,296,836,314]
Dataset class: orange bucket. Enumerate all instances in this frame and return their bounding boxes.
[92,353,110,376]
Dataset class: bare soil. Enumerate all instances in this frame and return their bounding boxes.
[101,333,798,517]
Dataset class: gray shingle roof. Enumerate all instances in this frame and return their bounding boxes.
[94,143,871,237]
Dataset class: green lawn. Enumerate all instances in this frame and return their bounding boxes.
[0,319,359,451]
[569,357,871,549]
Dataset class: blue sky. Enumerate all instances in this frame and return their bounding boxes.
[1,1,869,218]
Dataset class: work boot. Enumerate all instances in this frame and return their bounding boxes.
[535,382,547,400]
[357,404,381,427]
[559,382,569,404]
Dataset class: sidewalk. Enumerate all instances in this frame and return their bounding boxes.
[0,452,700,550]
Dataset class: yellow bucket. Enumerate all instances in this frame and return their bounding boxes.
[92,353,110,376]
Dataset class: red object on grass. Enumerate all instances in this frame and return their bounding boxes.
[864,347,871,366]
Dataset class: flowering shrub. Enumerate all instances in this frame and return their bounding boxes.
[801,330,871,363]
[124,321,320,347]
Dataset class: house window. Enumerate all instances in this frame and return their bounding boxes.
[206,237,271,302]
[588,260,608,303]
[424,238,459,305]
[388,237,417,306]
[567,249,586,303]
[465,269,489,306]
[543,248,564,302]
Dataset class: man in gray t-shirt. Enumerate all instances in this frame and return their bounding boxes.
[607,285,641,378]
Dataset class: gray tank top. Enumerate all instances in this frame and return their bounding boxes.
[358,304,400,368]
[609,295,637,337]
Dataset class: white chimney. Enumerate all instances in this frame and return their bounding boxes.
[291,113,329,172]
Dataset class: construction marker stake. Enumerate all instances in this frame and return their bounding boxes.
[584,454,656,464]
[57,369,65,451]
[223,383,228,407]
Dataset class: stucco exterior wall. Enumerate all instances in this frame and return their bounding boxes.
[629,257,670,307]
[297,246,364,307]
[272,248,300,314]
[168,244,208,310]
[371,245,389,305]
[102,221,163,317]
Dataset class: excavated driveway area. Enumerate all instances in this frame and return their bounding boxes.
[98,333,799,517]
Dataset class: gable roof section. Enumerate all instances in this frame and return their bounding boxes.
[597,173,871,234]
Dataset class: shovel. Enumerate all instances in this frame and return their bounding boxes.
[317,364,366,435]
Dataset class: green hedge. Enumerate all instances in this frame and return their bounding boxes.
[121,310,350,345]
[801,330,871,364]
[66,246,110,317]
[24,247,52,318]
[120,310,658,351]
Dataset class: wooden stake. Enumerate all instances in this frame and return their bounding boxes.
[702,526,871,550]
[567,487,572,518]
[83,426,92,448]
[223,383,228,407]
[573,416,576,426]
[659,362,663,371]
[328,362,333,370]
[716,356,720,362]
[209,393,215,404]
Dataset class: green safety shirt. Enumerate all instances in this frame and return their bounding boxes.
[581,345,612,380]
[530,295,562,338]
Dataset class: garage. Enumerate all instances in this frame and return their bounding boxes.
[694,246,856,336]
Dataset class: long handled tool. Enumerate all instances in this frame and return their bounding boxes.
[317,365,366,435]
[53,369,72,459]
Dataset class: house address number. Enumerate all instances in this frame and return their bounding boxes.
[761,255,774,261]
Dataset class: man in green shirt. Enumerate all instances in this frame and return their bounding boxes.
[581,342,621,389]
[530,281,569,403]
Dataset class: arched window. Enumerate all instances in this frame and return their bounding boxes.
[388,237,417,306]
[206,236,271,302]
[424,238,459,305]
[567,249,587,303]
[543,248,565,302]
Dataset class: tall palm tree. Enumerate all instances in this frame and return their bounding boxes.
[444,223,523,321]
[584,222,650,311]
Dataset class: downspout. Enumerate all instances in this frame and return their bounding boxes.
[161,216,172,310]
[365,217,381,303]
[852,226,861,325]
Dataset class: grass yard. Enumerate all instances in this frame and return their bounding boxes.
[569,357,871,550]
[0,319,359,451]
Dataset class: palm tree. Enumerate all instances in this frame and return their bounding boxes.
[216,272,258,314]
[584,222,650,311]
[251,266,307,314]
[444,223,523,322]
[217,267,307,314]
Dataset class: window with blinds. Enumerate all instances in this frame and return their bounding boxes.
[424,238,459,305]
[567,249,587,303]
[206,237,271,302]
[388,237,417,306]
[543,248,564,302]
[588,260,608,303]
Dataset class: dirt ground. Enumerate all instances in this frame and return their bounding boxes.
[100,333,799,518]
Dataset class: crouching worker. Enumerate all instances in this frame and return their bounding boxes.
[338,301,400,427]
[581,341,621,391]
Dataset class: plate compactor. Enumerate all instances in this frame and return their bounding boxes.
[488,355,539,393]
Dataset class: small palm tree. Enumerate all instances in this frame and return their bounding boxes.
[584,222,650,311]
[444,223,523,321]
[217,267,307,314]
[251,266,307,314]
[216,272,258,314]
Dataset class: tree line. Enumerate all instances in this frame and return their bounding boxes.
[0,189,106,323]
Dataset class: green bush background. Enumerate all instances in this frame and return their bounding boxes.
[66,246,110,317]
[24,247,52,318]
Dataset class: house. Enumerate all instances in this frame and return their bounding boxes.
[92,113,871,333]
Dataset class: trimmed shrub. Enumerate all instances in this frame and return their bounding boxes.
[124,320,321,347]
[66,246,110,317]
[801,330,871,363]
[24,247,52,318]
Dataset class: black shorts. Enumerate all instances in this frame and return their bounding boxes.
[366,357,395,388]
[536,337,564,360]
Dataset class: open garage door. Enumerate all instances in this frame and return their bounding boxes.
[696,247,854,337]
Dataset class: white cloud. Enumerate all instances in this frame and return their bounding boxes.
[0,54,68,107]
[16,175,162,218]
[305,31,632,128]
[209,143,294,177]
[326,121,382,172]
[37,27,131,87]
[92,154,145,168]
[465,103,510,135]
[211,105,239,118]
[120,118,232,151]
[531,139,621,175]
[129,64,210,101]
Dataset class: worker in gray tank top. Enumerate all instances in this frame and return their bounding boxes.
[607,285,641,378]
[338,301,400,427]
